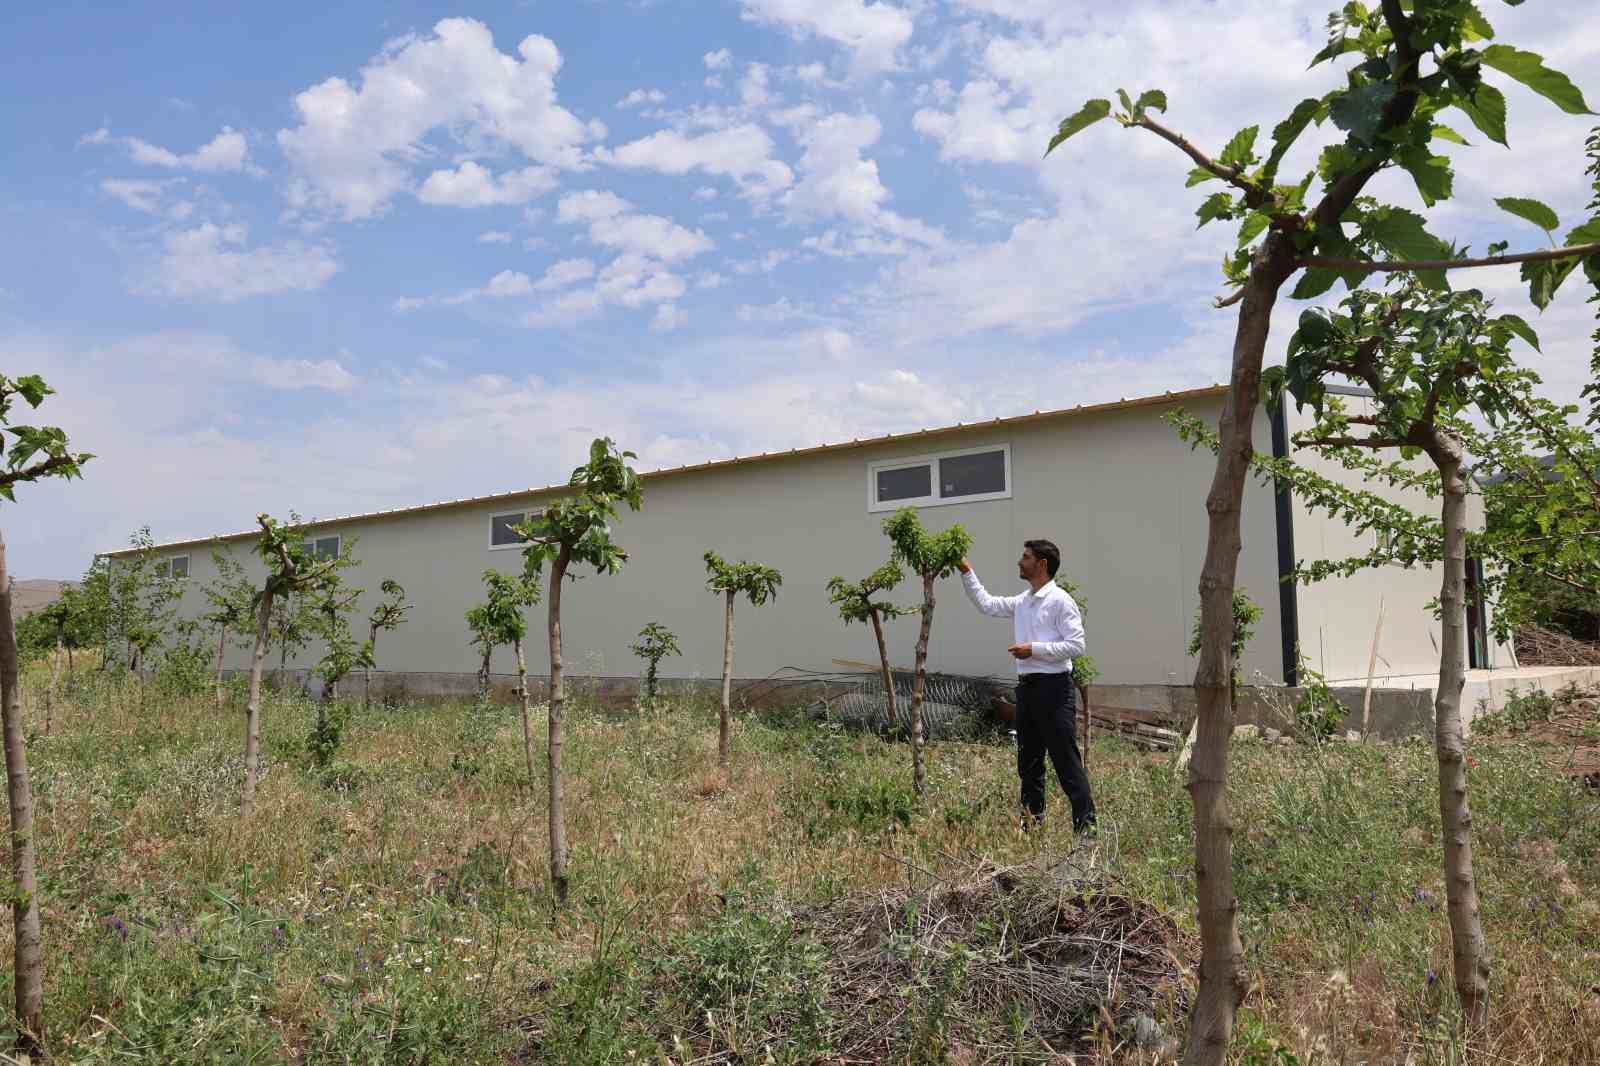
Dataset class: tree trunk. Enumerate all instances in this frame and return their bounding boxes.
[548,545,571,905]
[869,607,899,730]
[1183,262,1288,1066]
[277,633,288,693]
[719,590,734,766]
[65,643,73,681]
[516,637,535,786]
[365,623,379,710]
[908,573,935,796]
[1076,681,1090,770]
[645,661,658,705]
[214,623,228,712]
[242,588,274,819]
[0,533,45,1054]
[478,647,492,703]
[1429,435,1491,1024]
[47,635,62,736]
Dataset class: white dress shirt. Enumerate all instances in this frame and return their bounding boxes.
[961,568,1085,675]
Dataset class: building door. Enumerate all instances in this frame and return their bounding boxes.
[1465,557,1489,669]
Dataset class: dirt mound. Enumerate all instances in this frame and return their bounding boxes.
[803,856,1194,1059]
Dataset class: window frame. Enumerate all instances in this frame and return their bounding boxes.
[866,443,1012,512]
[488,510,531,551]
[303,535,341,561]
[155,554,191,580]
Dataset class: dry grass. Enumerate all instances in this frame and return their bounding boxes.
[0,669,1596,1063]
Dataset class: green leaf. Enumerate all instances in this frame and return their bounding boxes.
[1309,35,1360,68]
[1046,99,1111,155]
[1565,218,1600,246]
[1497,313,1540,352]
[13,376,51,408]
[1135,89,1168,114]
[1395,146,1454,207]
[1236,211,1271,248]
[1185,166,1219,187]
[1452,83,1508,147]
[1480,45,1595,116]
[1117,88,1134,115]
[1263,97,1321,182]
[1195,192,1235,229]
[1290,267,1340,300]
[1430,123,1470,145]
[1361,206,1453,289]
[1521,256,1579,310]
[1461,2,1495,41]
[1495,196,1560,234]
[1329,81,1398,146]
[1218,125,1260,169]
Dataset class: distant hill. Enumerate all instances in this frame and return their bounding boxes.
[12,580,70,618]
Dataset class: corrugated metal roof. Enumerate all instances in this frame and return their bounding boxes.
[103,382,1230,557]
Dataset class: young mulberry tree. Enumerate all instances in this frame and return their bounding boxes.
[241,515,349,818]
[882,508,971,796]
[467,567,542,781]
[704,551,782,766]
[0,373,90,1055]
[1269,278,1544,1022]
[363,579,411,709]
[1045,5,1599,1055]
[827,562,914,732]
[512,437,641,905]
[630,621,681,709]
[200,545,256,711]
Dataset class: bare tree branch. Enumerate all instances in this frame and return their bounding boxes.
[0,453,86,489]
[1301,242,1600,274]
[1214,288,1247,309]
[1131,117,1272,209]
[1301,435,1406,450]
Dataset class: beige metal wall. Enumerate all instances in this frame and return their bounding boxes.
[149,393,1288,688]
[1283,395,1511,682]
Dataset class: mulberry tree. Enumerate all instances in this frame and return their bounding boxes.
[704,551,782,766]
[1045,5,1598,1056]
[512,437,641,905]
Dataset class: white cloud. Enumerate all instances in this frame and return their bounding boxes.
[142,223,339,302]
[912,80,1033,163]
[651,303,686,331]
[534,258,597,290]
[601,124,794,199]
[78,127,110,146]
[695,271,727,289]
[484,270,533,297]
[739,0,914,73]
[780,111,943,247]
[125,127,254,174]
[417,161,557,206]
[693,186,719,201]
[392,296,427,313]
[277,18,595,220]
[617,88,666,109]
[249,357,357,391]
[478,230,513,244]
[100,178,176,215]
[704,49,732,70]
[740,63,773,109]
[556,191,713,262]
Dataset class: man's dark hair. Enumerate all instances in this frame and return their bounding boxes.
[1024,539,1060,577]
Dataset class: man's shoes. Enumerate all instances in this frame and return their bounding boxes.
[1019,811,1045,833]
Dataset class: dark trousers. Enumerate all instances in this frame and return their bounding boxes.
[1015,672,1096,830]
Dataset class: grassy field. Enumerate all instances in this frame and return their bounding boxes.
[2,670,1597,1064]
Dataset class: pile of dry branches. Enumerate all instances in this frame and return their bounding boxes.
[803,857,1193,1060]
[1514,624,1600,667]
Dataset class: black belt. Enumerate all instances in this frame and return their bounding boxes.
[1017,672,1069,684]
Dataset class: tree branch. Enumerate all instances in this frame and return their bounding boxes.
[1214,287,1247,309]
[1301,435,1407,450]
[1301,242,1600,274]
[1131,116,1271,209]
[0,452,86,489]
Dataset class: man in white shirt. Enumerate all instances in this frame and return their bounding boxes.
[959,539,1096,832]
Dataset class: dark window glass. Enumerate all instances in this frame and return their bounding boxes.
[939,450,1006,498]
[304,536,341,560]
[877,464,932,503]
[491,513,526,547]
[170,556,189,579]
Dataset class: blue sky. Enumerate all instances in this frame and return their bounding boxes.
[3,0,1599,578]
